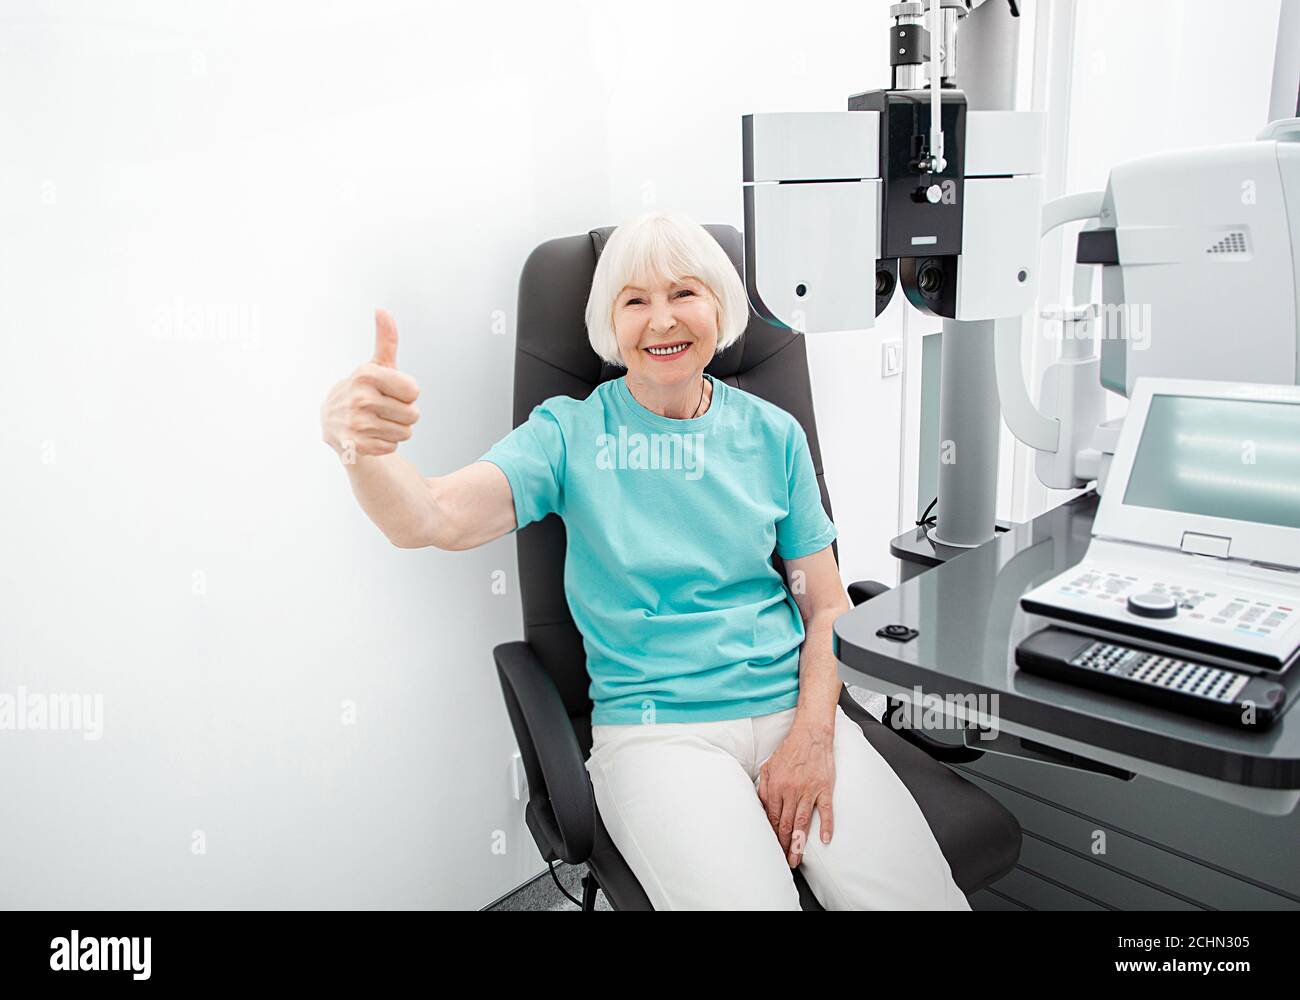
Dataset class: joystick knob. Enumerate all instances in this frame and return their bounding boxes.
[1126,592,1178,619]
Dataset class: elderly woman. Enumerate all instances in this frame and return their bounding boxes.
[320,211,968,910]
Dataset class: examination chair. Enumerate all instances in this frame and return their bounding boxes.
[492,224,1021,911]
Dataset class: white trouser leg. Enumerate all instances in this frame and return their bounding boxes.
[753,705,971,910]
[586,718,801,911]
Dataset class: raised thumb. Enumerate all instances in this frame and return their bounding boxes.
[373,308,399,368]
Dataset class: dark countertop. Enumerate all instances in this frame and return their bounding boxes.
[836,492,1300,790]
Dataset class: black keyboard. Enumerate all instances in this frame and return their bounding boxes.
[1016,627,1289,730]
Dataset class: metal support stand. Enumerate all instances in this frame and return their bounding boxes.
[931,0,1022,547]
[932,318,1001,546]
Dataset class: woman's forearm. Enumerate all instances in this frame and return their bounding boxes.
[343,452,439,548]
[792,610,844,735]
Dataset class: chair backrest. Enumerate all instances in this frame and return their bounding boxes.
[510,224,838,754]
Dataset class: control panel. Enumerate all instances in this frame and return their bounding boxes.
[1021,561,1300,673]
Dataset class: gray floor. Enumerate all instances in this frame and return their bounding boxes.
[487,687,887,911]
[487,863,613,911]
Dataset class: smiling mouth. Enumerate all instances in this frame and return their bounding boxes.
[645,342,691,357]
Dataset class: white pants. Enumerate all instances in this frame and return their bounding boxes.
[586,704,971,910]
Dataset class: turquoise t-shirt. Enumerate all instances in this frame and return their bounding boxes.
[478,374,838,725]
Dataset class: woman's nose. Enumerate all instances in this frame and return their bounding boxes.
[650,297,676,333]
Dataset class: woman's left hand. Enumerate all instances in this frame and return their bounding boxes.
[758,722,835,867]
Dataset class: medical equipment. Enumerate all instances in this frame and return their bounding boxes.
[1020,378,1300,685]
[743,0,1039,548]
[1015,628,1288,730]
[741,1,1300,546]
[1011,117,1300,497]
[742,0,1042,334]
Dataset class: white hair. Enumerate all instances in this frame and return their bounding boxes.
[584,210,749,368]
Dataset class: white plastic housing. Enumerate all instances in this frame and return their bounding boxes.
[742,111,882,334]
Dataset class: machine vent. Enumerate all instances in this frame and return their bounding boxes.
[1205,231,1248,255]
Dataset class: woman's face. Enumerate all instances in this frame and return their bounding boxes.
[613,274,719,388]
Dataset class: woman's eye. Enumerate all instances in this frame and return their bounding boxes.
[674,289,695,298]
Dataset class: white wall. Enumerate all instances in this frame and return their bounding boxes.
[1005,0,1284,522]
[0,0,905,908]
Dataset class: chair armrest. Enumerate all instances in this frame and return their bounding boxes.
[877,703,986,763]
[493,640,596,865]
[847,579,891,606]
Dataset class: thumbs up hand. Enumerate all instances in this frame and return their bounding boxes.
[321,309,422,462]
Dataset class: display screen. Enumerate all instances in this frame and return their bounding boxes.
[1123,394,1300,530]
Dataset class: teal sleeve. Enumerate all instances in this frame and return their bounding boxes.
[775,424,838,560]
[478,403,567,531]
